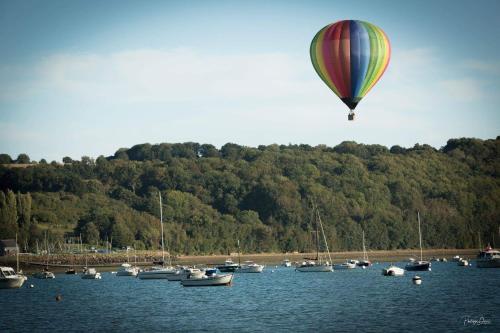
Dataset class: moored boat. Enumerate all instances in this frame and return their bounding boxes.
[166,267,204,281]
[296,260,333,272]
[476,244,500,268]
[457,258,469,266]
[296,203,333,273]
[34,232,55,279]
[382,265,405,276]
[33,269,55,279]
[138,192,177,279]
[138,266,177,279]
[0,266,26,289]
[405,212,431,272]
[357,230,372,267]
[216,259,240,273]
[116,263,139,277]
[282,259,292,267]
[236,261,264,273]
[181,273,233,287]
[405,261,431,271]
[81,267,101,279]
[335,261,356,270]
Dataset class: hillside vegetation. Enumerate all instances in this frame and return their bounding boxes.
[0,137,499,255]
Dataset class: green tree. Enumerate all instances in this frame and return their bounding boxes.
[16,154,30,164]
[0,154,12,164]
[83,222,100,245]
[0,190,18,238]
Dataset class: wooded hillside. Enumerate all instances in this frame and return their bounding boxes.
[1,137,499,255]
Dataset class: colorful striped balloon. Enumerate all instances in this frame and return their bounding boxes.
[310,20,390,117]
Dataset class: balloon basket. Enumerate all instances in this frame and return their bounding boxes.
[348,112,355,121]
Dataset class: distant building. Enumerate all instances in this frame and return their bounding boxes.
[0,239,18,256]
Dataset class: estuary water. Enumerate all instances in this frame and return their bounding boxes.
[1,261,499,332]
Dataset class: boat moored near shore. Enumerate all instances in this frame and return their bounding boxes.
[0,266,26,289]
[476,244,500,268]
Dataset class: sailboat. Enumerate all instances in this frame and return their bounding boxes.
[405,211,431,271]
[138,192,177,279]
[357,230,372,267]
[296,204,333,272]
[33,232,55,279]
[81,248,101,279]
[1,234,26,289]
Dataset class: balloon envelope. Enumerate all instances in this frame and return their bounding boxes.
[310,20,390,111]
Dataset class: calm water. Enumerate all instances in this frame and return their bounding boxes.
[1,261,499,332]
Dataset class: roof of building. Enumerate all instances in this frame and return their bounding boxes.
[0,239,18,248]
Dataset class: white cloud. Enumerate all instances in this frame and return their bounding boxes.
[463,60,500,75]
[1,47,498,161]
[28,49,317,104]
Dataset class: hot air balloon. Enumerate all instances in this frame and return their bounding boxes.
[310,20,390,120]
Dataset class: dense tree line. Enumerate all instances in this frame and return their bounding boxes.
[0,137,499,255]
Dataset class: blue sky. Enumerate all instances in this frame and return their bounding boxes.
[1,0,499,162]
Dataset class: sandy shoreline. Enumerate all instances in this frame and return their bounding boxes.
[0,248,478,272]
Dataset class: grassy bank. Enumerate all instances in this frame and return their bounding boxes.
[0,248,478,272]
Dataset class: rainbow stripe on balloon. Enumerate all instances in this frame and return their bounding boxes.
[310,20,390,111]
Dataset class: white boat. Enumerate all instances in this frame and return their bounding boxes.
[296,203,333,273]
[236,261,264,273]
[457,258,469,266]
[33,269,55,279]
[0,266,26,289]
[33,232,56,279]
[116,263,139,276]
[81,268,101,279]
[216,258,240,272]
[138,266,178,279]
[282,259,292,267]
[412,275,422,285]
[335,261,356,270]
[382,265,405,276]
[405,212,431,271]
[181,273,233,287]
[476,244,500,268]
[166,267,204,281]
[138,192,177,280]
[452,255,461,262]
[296,260,334,272]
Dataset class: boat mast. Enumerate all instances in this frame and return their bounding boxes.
[315,212,320,263]
[362,230,367,261]
[159,191,165,265]
[237,239,241,267]
[16,233,19,273]
[45,231,49,270]
[418,211,423,262]
[316,208,332,265]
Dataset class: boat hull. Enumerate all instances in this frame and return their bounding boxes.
[216,266,238,273]
[181,274,233,287]
[382,266,404,276]
[476,258,500,268]
[81,274,101,279]
[405,261,431,271]
[356,261,372,267]
[236,265,264,273]
[296,265,333,272]
[138,270,177,279]
[33,271,55,279]
[0,277,25,289]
